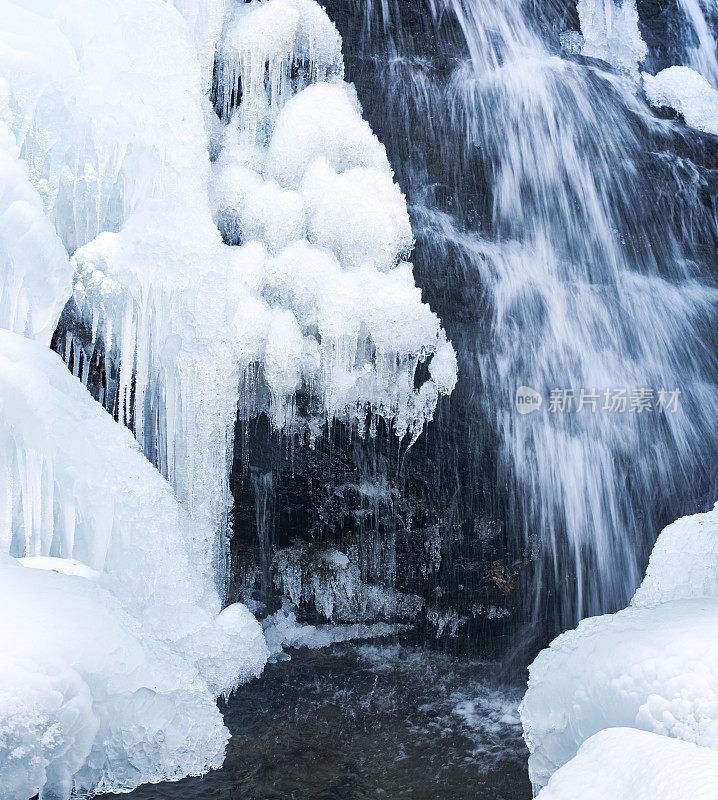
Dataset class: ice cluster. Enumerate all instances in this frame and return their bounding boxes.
[536,728,718,800]
[643,66,718,135]
[51,0,455,583]
[521,503,718,790]
[273,545,424,623]
[577,0,647,79]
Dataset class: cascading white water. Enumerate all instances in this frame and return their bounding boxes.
[676,0,718,86]
[443,0,717,622]
[350,0,718,627]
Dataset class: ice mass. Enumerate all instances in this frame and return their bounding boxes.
[0,0,716,797]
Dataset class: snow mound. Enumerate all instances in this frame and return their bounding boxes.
[632,502,718,607]
[536,728,718,800]
[0,87,71,344]
[643,66,718,135]
[521,598,718,788]
[521,504,718,790]
[265,82,390,187]
[0,555,235,799]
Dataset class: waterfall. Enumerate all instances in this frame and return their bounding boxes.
[325,0,718,631]
[676,0,718,86]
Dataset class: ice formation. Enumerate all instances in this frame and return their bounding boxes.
[0,331,268,796]
[0,0,455,794]
[521,503,718,790]
[0,88,71,344]
[0,555,234,799]
[41,0,455,588]
[643,66,718,135]
[632,502,718,606]
[261,602,406,659]
[535,728,718,800]
[577,0,647,79]
[273,545,424,623]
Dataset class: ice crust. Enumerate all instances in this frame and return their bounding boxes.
[521,504,718,790]
[536,728,718,800]
[643,66,718,135]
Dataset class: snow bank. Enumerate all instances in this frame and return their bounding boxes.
[643,66,718,135]
[521,504,718,789]
[0,555,237,799]
[536,728,718,800]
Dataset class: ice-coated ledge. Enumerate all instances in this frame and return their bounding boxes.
[520,503,718,790]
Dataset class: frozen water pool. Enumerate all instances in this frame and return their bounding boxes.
[104,644,531,800]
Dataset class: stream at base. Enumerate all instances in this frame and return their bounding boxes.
[108,644,530,800]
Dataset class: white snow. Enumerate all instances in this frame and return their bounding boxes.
[632,502,718,607]
[577,0,647,79]
[0,554,237,799]
[643,66,718,135]
[536,728,718,800]
[521,504,718,790]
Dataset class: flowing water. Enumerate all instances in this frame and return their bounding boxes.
[98,644,530,800]
[313,0,718,633]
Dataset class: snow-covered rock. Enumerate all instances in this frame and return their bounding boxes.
[536,728,718,800]
[643,66,718,135]
[521,504,718,789]
[632,502,718,607]
[0,554,244,800]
